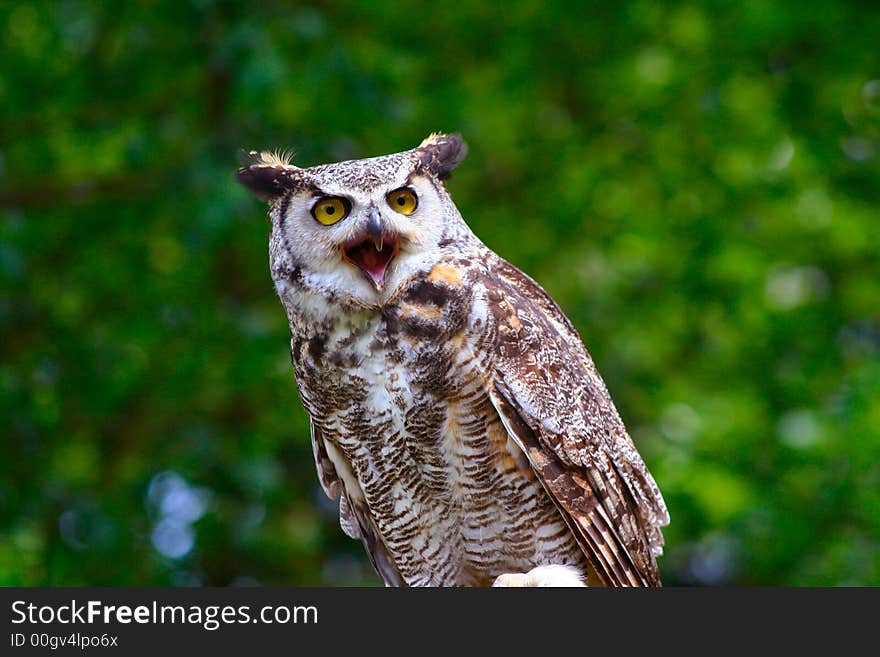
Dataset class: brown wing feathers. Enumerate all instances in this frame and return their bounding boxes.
[309,421,406,586]
[484,255,666,587]
[490,382,651,587]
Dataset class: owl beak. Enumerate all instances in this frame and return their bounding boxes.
[342,210,399,292]
[366,208,384,251]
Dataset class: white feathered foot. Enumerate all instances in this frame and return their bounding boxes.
[492,564,586,587]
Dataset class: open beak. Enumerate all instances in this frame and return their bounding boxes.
[342,209,399,291]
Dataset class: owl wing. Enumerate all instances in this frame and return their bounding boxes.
[309,420,406,587]
[480,255,669,587]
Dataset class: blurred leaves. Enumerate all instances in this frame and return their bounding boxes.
[0,0,878,586]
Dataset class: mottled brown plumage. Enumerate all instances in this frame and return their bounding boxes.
[236,133,669,586]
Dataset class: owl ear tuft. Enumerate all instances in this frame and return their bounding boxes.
[235,150,302,203]
[414,133,468,180]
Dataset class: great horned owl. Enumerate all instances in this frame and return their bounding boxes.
[236,133,669,587]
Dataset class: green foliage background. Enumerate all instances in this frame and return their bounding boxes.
[1,0,878,586]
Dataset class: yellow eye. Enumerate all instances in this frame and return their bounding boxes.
[386,188,418,215]
[311,197,350,225]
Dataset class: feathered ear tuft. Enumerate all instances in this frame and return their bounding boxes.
[235,149,302,203]
[414,133,468,180]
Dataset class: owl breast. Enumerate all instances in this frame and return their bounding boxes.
[288,259,588,586]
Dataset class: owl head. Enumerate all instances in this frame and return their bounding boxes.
[236,133,469,310]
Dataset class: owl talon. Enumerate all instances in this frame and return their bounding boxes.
[492,564,586,587]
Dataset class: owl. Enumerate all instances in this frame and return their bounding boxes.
[235,133,669,587]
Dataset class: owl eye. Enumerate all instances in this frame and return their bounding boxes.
[386,188,418,215]
[311,197,350,225]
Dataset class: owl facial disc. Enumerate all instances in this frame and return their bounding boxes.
[343,209,399,291]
